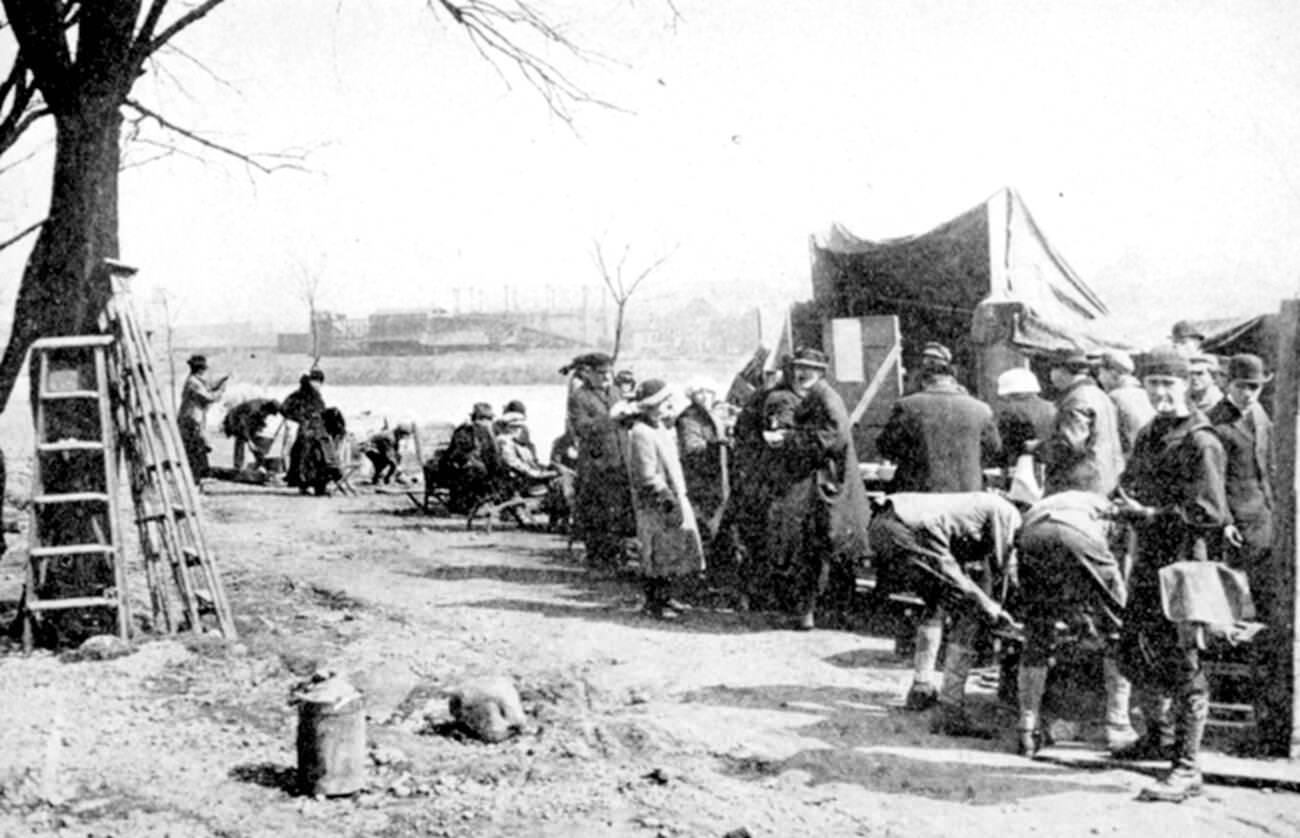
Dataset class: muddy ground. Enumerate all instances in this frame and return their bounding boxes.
[1,481,1298,838]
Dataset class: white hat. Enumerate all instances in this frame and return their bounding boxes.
[997,367,1041,397]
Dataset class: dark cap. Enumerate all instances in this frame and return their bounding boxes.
[571,351,614,370]
[307,368,325,382]
[1140,347,1190,380]
[471,402,494,420]
[613,369,636,386]
[503,399,527,415]
[1227,353,1271,385]
[186,354,208,370]
[1048,347,1091,372]
[791,346,829,370]
[1171,320,1205,342]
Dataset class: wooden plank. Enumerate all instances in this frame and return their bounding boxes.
[1263,298,1300,757]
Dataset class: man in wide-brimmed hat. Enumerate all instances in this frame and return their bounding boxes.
[1036,347,1123,496]
[177,353,229,485]
[565,351,635,571]
[1207,353,1274,598]
[763,347,870,630]
[1111,346,1229,803]
[878,340,1000,493]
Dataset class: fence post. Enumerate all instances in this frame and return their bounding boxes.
[1263,298,1300,757]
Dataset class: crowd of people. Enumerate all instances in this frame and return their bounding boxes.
[175,318,1274,805]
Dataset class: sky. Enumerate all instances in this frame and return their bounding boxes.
[3,0,1300,341]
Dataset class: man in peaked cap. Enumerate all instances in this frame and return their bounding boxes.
[1111,346,1229,803]
[177,353,228,486]
[1036,347,1123,496]
[566,350,634,571]
[1097,349,1154,458]
[878,342,1000,493]
[1170,320,1205,358]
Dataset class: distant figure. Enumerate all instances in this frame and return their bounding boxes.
[361,424,412,485]
[1169,320,1205,358]
[567,353,636,570]
[494,399,536,456]
[178,354,228,484]
[878,347,1000,493]
[497,412,555,482]
[676,380,727,531]
[221,398,282,472]
[992,367,1055,470]
[1188,354,1224,413]
[282,369,332,495]
[1096,350,1154,458]
[614,370,637,401]
[437,402,502,513]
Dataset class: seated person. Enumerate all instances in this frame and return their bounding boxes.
[493,399,537,457]
[361,423,412,484]
[221,397,282,472]
[496,412,556,491]
[435,402,502,513]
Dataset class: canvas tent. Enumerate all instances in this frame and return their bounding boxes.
[806,187,1124,401]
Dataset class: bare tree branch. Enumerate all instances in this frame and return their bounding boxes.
[124,97,309,174]
[139,0,230,59]
[590,236,673,360]
[0,217,43,254]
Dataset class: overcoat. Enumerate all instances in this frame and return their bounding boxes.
[568,384,635,540]
[994,393,1056,469]
[626,417,705,578]
[877,376,1000,493]
[1207,398,1274,586]
[1038,377,1124,496]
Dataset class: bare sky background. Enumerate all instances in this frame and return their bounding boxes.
[3,0,1300,341]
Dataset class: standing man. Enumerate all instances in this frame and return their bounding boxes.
[1036,348,1123,496]
[1096,350,1155,458]
[567,352,636,572]
[992,367,1055,470]
[1111,347,1229,803]
[1169,321,1205,358]
[178,354,228,485]
[766,347,871,630]
[1188,354,1224,413]
[877,344,1000,493]
[1207,353,1274,598]
[868,492,1022,731]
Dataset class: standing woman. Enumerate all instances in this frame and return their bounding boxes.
[1111,347,1229,803]
[178,354,228,485]
[281,369,327,493]
[626,379,704,620]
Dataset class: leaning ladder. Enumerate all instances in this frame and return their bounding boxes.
[22,336,131,651]
[102,273,237,639]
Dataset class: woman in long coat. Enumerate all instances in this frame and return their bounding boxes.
[626,379,705,619]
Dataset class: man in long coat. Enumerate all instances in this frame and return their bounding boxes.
[178,354,227,484]
[1097,350,1155,458]
[1036,348,1123,496]
[567,352,635,571]
[1112,348,1230,803]
[767,347,871,630]
[1207,354,1274,603]
[626,378,705,619]
[877,352,1000,493]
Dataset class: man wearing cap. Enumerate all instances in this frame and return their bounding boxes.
[1036,348,1123,496]
[566,352,636,571]
[438,403,503,512]
[1187,355,1224,413]
[993,367,1055,470]
[361,423,412,485]
[178,354,228,484]
[1207,354,1274,597]
[765,347,871,629]
[1097,350,1155,458]
[878,344,1000,493]
[1170,321,1206,358]
[626,379,705,619]
[1111,347,1229,803]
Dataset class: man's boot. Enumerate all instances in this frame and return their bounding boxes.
[1103,657,1139,752]
[1112,693,1173,761]
[1016,665,1049,757]
[904,616,943,711]
[932,644,994,738]
[1138,689,1207,802]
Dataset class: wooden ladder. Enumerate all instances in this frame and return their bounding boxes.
[23,335,130,651]
[103,272,237,639]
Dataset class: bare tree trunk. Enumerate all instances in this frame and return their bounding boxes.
[0,103,122,410]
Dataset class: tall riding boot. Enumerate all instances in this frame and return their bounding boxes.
[1139,687,1207,802]
[932,644,993,738]
[1113,691,1173,761]
[1103,657,1139,752]
[904,615,943,711]
[1016,665,1049,756]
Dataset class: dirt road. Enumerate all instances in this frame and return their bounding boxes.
[1,483,1297,837]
